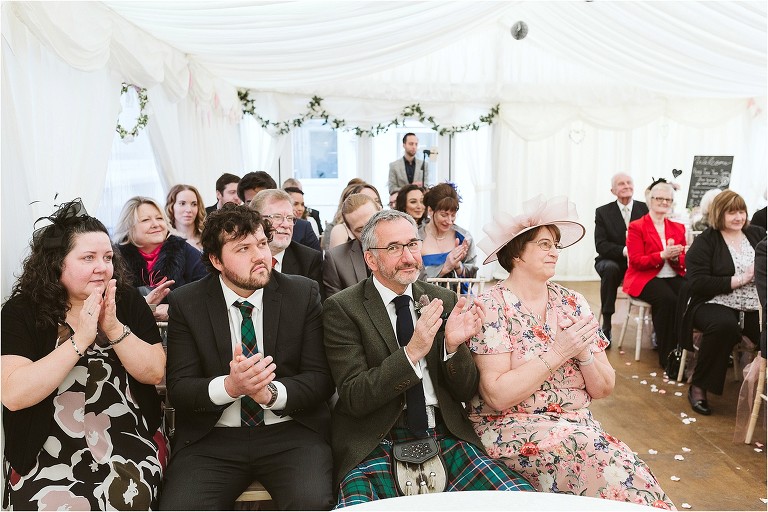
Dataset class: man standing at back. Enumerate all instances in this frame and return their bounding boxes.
[388,133,428,195]
[160,204,334,510]
[205,173,241,215]
[594,172,648,343]
[323,210,533,506]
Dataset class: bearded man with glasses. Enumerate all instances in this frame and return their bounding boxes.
[250,189,324,300]
[323,209,534,507]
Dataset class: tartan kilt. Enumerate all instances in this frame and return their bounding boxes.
[335,423,534,508]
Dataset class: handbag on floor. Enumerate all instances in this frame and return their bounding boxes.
[665,345,683,379]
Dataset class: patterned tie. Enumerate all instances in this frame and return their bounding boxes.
[622,206,631,228]
[235,301,264,426]
[272,257,278,272]
[392,295,428,436]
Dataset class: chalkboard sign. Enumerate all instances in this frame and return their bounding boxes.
[685,156,733,209]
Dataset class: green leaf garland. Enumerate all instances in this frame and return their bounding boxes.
[116,83,149,141]
[238,90,498,137]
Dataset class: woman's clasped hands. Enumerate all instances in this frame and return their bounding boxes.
[550,312,599,363]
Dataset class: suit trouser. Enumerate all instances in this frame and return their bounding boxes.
[691,304,759,395]
[594,259,627,317]
[634,275,686,367]
[160,421,334,511]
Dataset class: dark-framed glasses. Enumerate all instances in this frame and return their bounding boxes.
[369,239,423,257]
[651,197,673,204]
[264,214,296,224]
[527,239,563,252]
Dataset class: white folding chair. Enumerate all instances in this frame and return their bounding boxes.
[426,277,489,297]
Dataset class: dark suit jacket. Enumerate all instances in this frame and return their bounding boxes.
[751,206,767,230]
[755,237,767,356]
[594,200,648,264]
[323,239,368,299]
[323,278,483,485]
[623,214,686,296]
[307,208,323,235]
[205,204,217,215]
[292,218,321,251]
[166,272,334,453]
[281,241,324,301]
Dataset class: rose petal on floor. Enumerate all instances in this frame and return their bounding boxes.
[677,383,684,386]
[659,389,667,394]
[619,350,626,355]
[689,417,697,422]
[674,392,683,396]
[648,449,658,455]
[670,475,681,481]
[674,454,685,461]
[755,448,763,453]
[682,447,691,452]
[681,503,692,509]
[761,498,767,504]
[640,380,648,384]
[680,412,688,418]
[683,418,692,425]
[626,362,632,365]
[756,442,764,448]
[650,372,657,377]
[632,375,639,379]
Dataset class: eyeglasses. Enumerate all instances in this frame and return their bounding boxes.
[264,214,296,225]
[527,239,564,252]
[651,197,673,204]
[369,239,423,257]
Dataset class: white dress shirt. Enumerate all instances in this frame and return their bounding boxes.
[208,275,291,426]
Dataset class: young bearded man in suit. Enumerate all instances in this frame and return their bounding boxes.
[388,133,429,195]
[594,173,648,342]
[250,189,324,300]
[323,209,533,507]
[160,204,334,510]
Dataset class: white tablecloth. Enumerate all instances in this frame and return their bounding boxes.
[346,490,656,511]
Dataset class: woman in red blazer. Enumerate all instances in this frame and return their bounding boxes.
[623,179,687,368]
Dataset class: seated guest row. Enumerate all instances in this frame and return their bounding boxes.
[1,194,690,510]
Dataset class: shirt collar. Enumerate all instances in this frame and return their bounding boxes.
[372,274,414,306]
[219,275,264,311]
[617,199,634,211]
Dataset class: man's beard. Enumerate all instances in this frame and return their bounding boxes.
[221,265,270,291]
[270,234,291,253]
[376,258,422,287]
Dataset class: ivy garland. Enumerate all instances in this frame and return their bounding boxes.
[238,90,499,137]
[116,83,149,141]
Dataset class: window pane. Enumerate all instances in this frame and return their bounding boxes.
[292,120,338,179]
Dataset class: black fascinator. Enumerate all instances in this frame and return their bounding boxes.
[32,198,91,249]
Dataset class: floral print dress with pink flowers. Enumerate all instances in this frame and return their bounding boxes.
[8,333,167,510]
[467,282,674,509]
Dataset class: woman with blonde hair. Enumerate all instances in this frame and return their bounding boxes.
[114,196,206,320]
[165,184,205,251]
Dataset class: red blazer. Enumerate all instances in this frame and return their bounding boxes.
[623,214,686,297]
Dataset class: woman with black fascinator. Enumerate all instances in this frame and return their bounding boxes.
[623,178,687,369]
[1,199,167,510]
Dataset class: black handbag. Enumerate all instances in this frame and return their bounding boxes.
[665,346,683,379]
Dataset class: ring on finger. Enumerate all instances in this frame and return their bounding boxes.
[581,334,587,342]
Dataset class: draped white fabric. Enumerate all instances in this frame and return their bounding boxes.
[1,1,766,297]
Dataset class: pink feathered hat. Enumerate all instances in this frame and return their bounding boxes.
[478,195,586,265]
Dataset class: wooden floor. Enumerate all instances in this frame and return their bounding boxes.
[565,281,767,511]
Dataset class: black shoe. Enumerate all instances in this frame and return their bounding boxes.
[688,387,712,416]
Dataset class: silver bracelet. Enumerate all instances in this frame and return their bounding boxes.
[107,324,131,346]
[577,353,595,366]
[70,335,84,358]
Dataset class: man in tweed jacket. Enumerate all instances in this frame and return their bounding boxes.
[323,210,533,506]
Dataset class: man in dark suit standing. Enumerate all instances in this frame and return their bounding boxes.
[205,172,241,215]
[323,210,533,506]
[388,132,428,195]
[594,173,648,342]
[160,204,334,510]
[250,189,324,299]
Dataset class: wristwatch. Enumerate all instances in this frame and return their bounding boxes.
[265,383,278,408]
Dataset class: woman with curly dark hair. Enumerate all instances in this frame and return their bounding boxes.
[1,199,167,510]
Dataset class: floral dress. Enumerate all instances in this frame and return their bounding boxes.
[467,282,674,509]
[8,330,168,510]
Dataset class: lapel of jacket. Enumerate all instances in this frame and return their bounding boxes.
[362,278,400,354]
[281,243,298,275]
[204,276,236,374]
[262,274,281,358]
[350,240,368,281]
[609,202,626,232]
[643,215,663,251]
[630,202,645,221]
